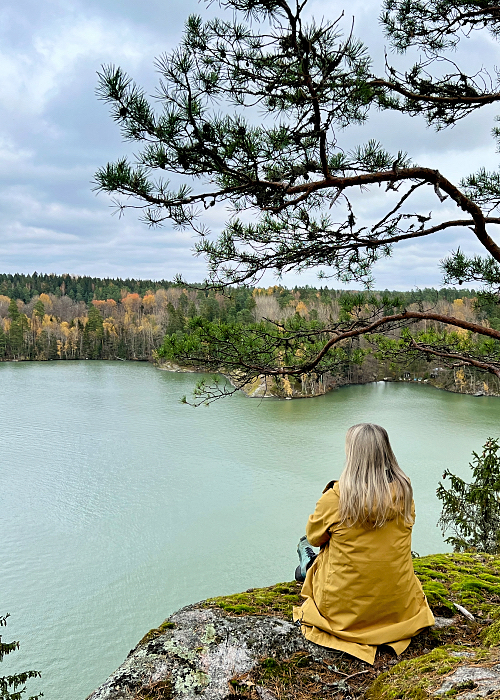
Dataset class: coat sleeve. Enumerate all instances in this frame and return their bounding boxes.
[305,485,340,547]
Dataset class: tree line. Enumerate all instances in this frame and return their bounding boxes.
[0,283,256,361]
[0,272,176,305]
[2,278,497,380]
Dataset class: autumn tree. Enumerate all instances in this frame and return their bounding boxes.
[94,0,500,398]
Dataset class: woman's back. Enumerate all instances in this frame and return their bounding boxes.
[307,483,426,634]
[293,425,435,664]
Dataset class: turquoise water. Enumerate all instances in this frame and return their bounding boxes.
[1,361,499,699]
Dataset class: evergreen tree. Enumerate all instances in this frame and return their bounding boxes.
[96,0,500,401]
[437,438,500,553]
[32,300,45,322]
[7,300,27,359]
[82,305,104,359]
[7,300,20,322]
[0,326,6,358]
[0,614,42,700]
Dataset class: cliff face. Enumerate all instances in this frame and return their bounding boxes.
[237,372,343,399]
[87,554,500,700]
[157,355,380,400]
[157,358,500,399]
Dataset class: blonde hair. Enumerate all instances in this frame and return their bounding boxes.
[338,423,413,528]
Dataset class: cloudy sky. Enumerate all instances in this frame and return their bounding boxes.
[1,0,499,289]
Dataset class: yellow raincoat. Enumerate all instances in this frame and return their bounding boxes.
[293,481,434,664]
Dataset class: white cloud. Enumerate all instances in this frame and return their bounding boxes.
[0,0,499,288]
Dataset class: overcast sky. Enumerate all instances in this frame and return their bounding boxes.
[1,0,499,289]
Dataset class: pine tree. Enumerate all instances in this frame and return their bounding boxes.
[95,0,500,401]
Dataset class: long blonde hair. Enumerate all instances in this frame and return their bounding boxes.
[338,423,413,528]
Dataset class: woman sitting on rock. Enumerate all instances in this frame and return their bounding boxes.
[293,422,434,664]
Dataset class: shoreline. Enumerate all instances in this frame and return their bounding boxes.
[1,356,499,399]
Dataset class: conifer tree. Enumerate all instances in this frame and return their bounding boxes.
[0,614,42,700]
[96,0,500,398]
[437,438,500,553]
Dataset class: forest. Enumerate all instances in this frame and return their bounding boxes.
[1,273,499,396]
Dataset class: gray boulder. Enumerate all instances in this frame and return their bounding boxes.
[85,605,337,700]
[434,664,500,699]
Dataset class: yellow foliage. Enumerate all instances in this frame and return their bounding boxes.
[39,293,52,309]
[121,293,141,313]
[142,294,155,311]
[103,320,118,337]
[42,314,58,329]
[455,368,466,388]
[484,381,489,393]
[56,340,63,357]
[295,301,308,317]
[453,298,464,307]
[60,322,71,338]
[282,376,294,396]
[0,294,10,304]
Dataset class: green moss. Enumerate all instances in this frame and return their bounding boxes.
[202,581,303,618]
[444,679,478,696]
[482,618,500,646]
[365,646,484,700]
[139,620,176,645]
[413,553,500,616]
[200,553,500,622]
[421,581,454,614]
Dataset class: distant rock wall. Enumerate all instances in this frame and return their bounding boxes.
[157,355,380,399]
[156,358,500,400]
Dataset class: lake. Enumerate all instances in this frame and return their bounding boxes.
[2,361,500,699]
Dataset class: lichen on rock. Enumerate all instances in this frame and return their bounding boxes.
[85,606,335,700]
[86,553,500,700]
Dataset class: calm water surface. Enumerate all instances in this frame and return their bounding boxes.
[2,361,500,699]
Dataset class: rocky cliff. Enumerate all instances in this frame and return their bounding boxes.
[87,553,500,700]
[156,358,500,400]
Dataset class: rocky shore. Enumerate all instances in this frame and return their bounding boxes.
[87,553,500,700]
[156,359,500,400]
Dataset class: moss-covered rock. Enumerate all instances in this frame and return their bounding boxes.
[88,552,500,700]
[414,553,500,617]
[202,581,303,617]
[365,646,494,700]
[201,554,500,622]
[139,621,176,646]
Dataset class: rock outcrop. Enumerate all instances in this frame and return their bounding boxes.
[85,606,337,700]
[157,361,378,399]
[87,554,500,700]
